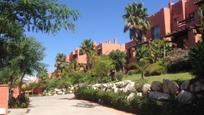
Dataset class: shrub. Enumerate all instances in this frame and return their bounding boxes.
[127,69,139,75]
[127,63,139,70]
[165,48,191,73]
[9,95,30,108]
[75,87,204,115]
[109,50,126,71]
[167,59,192,73]
[134,79,148,92]
[189,42,204,79]
[90,56,115,83]
[74,87,160,114]
[114,72,124,81]
[145,62,166,76]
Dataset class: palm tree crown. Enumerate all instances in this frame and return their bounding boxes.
[80,39,96,70]
[123,3,150,41]
[55,53,67,73]
[80,39,95,56]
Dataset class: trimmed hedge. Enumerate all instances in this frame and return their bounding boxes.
[74,87,160,114]
[74,87,204,115]
[167,60,192,73]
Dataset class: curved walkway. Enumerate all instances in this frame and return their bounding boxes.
[25,94,134,115]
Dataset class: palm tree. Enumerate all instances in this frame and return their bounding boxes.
[109,50,126,72]
[55,53,67,76]
[80,39,96,70]
[123,3,150,41]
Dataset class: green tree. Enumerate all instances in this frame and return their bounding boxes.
[17,38,45,94]
[80,39,96,70]
[189,42,204,79]
[0,37,45,94]
[134,40,171,78]
[55,53,68,75]
[149,40,171,62]
[37,66,49,88]
[135,57,151,79]
[136,44,150,61]
[109,50,126,72]
[91,56,115,83]
[0,0,79,39]
[123,3,150,41]
[0,0,79,71]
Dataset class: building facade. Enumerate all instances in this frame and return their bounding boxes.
[65,38,125,70]
[126,0,203,65]
[96,39,125,55]
[147,0,202,48]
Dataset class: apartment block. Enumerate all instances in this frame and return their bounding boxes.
[147,0,202,48]
[66,38,125,67]
[126,0,203,65]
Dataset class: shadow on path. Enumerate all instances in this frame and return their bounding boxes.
[72,102,98,108]
[59,97,76,100]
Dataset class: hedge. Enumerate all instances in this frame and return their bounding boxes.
[74,87,204,115]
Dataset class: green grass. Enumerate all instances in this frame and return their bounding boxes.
[123,72,194,84]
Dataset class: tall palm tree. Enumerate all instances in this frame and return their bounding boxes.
[123,3,150,41]
[80,39,96,70]
[55,53,67,75]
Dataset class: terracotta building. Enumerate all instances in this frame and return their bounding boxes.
[126,0,203,65]
[66,48,87,64]
[0,84,8,115]
[147,0,202,48]
[66,38,125,66]
[96,39,125,55]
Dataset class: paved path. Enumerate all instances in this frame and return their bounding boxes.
[25,94,134,115]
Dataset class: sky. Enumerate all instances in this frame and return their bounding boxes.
[26,0,170,72]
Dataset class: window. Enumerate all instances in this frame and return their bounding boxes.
[151,26,161,39]
[188,12,195,22]
[174,17,179,24]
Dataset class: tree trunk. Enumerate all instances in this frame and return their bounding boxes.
[19,72,26,95]
[141,71,144,79]
[8,75,15,98]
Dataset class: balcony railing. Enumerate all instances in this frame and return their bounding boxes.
[195,0,204,5]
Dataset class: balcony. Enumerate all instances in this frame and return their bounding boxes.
[177,15,195,29]
[195,0,204,5]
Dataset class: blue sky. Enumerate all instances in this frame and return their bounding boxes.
[27,0,170,72]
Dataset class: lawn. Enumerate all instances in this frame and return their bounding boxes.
[123,72,194,84]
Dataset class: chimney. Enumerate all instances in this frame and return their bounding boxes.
[108,39,111,44]
[168,0,174,6]
[114,37,117,44]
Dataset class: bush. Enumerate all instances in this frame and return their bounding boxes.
[127,63,138,70]
[167,60,192,73]
[127,69,139,75]
[90,56,115,83]
[114,72,124,81]
[165,48,191,73]
[9,95,30,108]
[145,62,166,76]
[134,79,148,92]
[75,87,204,115]
[74,87,160,114]
[189,42,204,79]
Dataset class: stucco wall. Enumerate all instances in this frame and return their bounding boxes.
[0,84,8,115]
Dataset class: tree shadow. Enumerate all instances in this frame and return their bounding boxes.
[59,97,76,100]
[72,102,98,108]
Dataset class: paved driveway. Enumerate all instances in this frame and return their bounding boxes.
[25,94,134,115]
